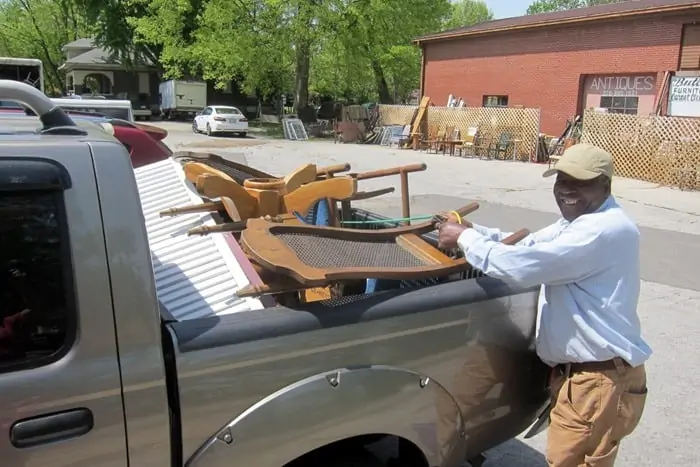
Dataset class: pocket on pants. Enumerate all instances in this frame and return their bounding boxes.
[584,443,619,466]
[616,386,648,438]
[563,373,600,424]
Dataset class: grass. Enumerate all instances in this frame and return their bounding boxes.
[248,120,285,139]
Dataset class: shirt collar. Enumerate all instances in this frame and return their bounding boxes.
[595,194,616,213]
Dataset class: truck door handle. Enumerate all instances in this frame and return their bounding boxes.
[10,408,94,448]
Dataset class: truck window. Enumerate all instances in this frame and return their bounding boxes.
[0,190,75,373]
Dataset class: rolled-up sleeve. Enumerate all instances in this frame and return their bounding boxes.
[457,225,605,288]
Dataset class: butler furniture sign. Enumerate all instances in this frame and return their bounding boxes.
[668,76,700,117]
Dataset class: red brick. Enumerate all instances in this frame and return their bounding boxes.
[421,12,699,135]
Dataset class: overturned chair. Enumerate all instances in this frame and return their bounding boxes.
[238,202,530,299]
[160,159,426,235]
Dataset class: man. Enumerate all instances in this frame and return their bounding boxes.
[437,143,652,467]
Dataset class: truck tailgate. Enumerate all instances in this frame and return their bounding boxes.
[134,158,264,320]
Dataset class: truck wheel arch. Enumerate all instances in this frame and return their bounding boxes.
[184,365,465,467]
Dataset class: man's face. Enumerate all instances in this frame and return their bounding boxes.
[553,172,609,221]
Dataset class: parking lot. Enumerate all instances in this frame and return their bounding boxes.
[159,121,700,466]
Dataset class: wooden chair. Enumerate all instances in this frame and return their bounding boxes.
[427,128,446,154]
[419,126,438,151]
[162,164,420,235]
[487,131,515,160]
[441,126,456,154]
[173,151,278,183]
[457,127,479,157]
[185,173,356,220]
[240,202,530,290]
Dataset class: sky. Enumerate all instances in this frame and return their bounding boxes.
[482,0,531,18]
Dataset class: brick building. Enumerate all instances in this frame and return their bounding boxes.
[414,0,700,135]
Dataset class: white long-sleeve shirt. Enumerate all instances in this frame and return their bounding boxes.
[456,195,652,367]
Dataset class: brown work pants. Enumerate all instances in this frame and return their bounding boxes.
[547,360,648,466]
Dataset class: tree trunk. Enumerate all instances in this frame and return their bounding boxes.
[371,59,393,104]
[294,41,310,113]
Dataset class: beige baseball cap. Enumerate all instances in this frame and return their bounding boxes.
[542,143,614,180]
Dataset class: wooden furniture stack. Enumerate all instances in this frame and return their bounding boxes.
[159,156,530,306]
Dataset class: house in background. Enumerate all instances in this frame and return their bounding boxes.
[58,38,161,117]
[58,37,260,120]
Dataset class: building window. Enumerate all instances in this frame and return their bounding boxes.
[483,95,508,107]
[0,190,74,373]
[599,96,638,115]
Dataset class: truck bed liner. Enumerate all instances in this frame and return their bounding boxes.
[134,158,264,320]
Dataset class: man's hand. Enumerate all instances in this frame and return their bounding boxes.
[442,211,473,228]
[437,222,470,250]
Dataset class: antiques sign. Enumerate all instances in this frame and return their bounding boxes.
[587,75,656,97]
[667,76,700,117]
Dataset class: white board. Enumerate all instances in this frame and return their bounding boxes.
[667,76,700,118]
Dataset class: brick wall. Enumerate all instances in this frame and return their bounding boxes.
[422,12,699,135]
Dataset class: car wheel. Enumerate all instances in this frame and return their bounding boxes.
[206,123,212,136]
[192,121,198,133]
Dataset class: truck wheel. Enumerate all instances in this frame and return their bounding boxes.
[206,123,212,136]
[239,132,247,138]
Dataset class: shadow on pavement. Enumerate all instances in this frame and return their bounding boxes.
[483,438,548,466]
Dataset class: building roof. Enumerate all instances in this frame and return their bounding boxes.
[59,38,156,71]
[61,38,95,52]
[415,0,700,44]
[65,46,119,66]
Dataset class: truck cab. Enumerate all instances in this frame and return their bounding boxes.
[0,80,550,467]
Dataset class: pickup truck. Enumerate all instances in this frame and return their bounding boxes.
[0,80,550,467]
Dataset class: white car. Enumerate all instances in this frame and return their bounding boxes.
[192,105,248,137]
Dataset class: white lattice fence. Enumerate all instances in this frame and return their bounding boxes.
[376,105,418,126]
[376,104,541,161]
[581,109,700,190]
[426,106,541,161]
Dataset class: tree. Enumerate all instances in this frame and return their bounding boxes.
[323,0,451,103]
[527,0,625,15]
[77,0,162,69]
[0,0,90,93]
[69,0,456,106]
[444,0,494,30]
[188,0,295,99]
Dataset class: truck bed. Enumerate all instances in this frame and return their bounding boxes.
[134,158,264,320]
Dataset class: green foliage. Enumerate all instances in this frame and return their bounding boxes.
[190,0,294,97]
[526,0,625,15]
[77,0,158,67]
[0,0,496,104]
[444,0,494,30]
[0,0,91,94]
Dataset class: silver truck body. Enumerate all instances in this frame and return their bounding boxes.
[0,80,550,467]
